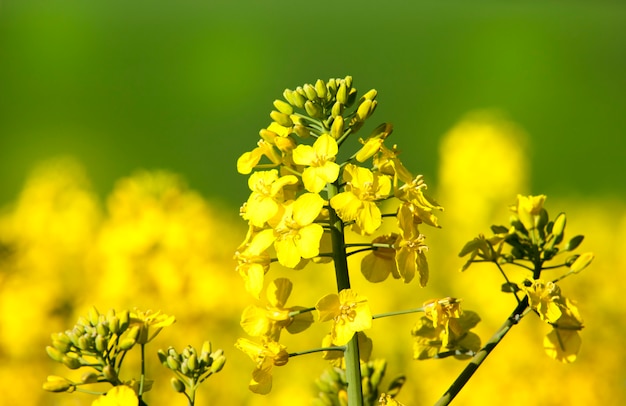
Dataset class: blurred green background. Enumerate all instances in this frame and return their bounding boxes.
[1,0,625,207]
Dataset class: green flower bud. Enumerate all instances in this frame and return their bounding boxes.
[108,315,120,335]
[88,306,100,327]
[327,78,338,93]
[330,116,344,139]
[344,75,353,89]
[187,353,198,372]
[331,101,344,118]
[96,322,109,338]
[336,83,348,104]
[171,377,186,393]
[304,101,322,118]
[167,356,181,371]
[210,354,226,373]
[273,99,293,115]
[551,212,566,242]
[119,337,136,351]
[565,235,584,251]
[95,335,107,353]
[157,349,168,365]
[81,372,99,384]
[43,376,73,393]
[369,359,387,388]
[52,338,71,353]
[118,310,130,333]
[77,335,90,351]
[270,110,293,127]
[315,79,327,99]
[303,83,318,101]
[569,252,594,273]
[46,346,65,362]
[180,360,189,375]
[282,89,297,106]
[293,124,310,138]
[356,99,372,120]
[62,355,81,370]
[361,89,377,101]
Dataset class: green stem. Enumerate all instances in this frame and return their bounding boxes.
[288,346,346,357]
[434,297,530,406]
[326,182,363,406]
[372,307,424,320]
[139,344,146,401]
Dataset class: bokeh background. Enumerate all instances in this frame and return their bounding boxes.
[1,1,625,405]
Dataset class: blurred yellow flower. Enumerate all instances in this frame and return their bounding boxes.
[292,133,340,193]
[514,194,547,231]
[92,385,138,406]
[235,237,272,299]
[316,289,372,345]
[242,170,298,227]
[360,234,400,283]
[330,164,391,235]
[235,338,289,394]
[129,309,175,344]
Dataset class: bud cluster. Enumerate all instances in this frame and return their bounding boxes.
[313,360,404,406]
[158,341,226,399]
[43,307,138,393]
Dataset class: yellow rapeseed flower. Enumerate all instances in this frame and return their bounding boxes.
[316,289,372,345]
[91,385,138,406]
[360,234,400,283]
[242,170,299,227]
[395,203,429,286]
[252,193,325,268]
[235,338,289,394]
[129,309,175,344]
[514,194,547,231]
[292,133,340,193]
[329,164,391,235]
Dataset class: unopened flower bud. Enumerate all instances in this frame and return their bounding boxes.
[293,124,310,138]
[336,83,348,104]
[569,252,594,273]
[103,365,117,381]
[46,346,65,362]
[270,110,293,127]
[273,99,293,115]
[118,310,130,333]
[95,335,107,353]
[171,377,186,393]
[303,83,318,101]
[304,100,322,118]
[210,354,226,373]
[88,306,100,327]
[167,356,181,371]
[356,99,372,120]
[187,353,198,372]
[62,355,81,370]
[331,101,344,118]
[315,79,327,99]
[43,376,73,392]
[81,372,99,384]
[330,116,344,139]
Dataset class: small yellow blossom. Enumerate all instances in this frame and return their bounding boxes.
[237,139,283,174]
[395,203,429,286]
[330,164,391,235]
[235,338,289,394]
[242,170,299,227]
[129,309,175,344]
[360,234,400,283]
[355,123,393,163]
[521,280,563,324]
[234,241,271,299]
[252,193,325,268]
[395,176,442,228]
[292,133,340,193]
[514,194,547,231]
[240,278,313,341]
[91,386,138,406]
[373,144,414,187]
[379,394,405,406]
[316,289,372,345]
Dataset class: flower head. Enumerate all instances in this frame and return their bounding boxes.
[242,170,298,227]
[92,386,138,406]
[513,194,547,231]
[316,289,372,345]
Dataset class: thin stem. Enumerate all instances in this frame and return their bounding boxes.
[139,344,146,401]
[434,297,531,406]
[326,181,363,406]
[288,346,346,357]
[372,307,424,320]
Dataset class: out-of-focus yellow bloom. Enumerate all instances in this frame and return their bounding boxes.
[242,170,299,227]
[422,297,462,348]
[240,278,313,341]
[129,309,175,344]
[91,385,138,406]
[330,164,391,235]
[235,338,289,394]
[252,193,325,268]
[360,234,400,283]
[321,331,372,368]
[395,203,429,286]
[316,289,372,345]
[514,194,547,231]
[292,133,340,193]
